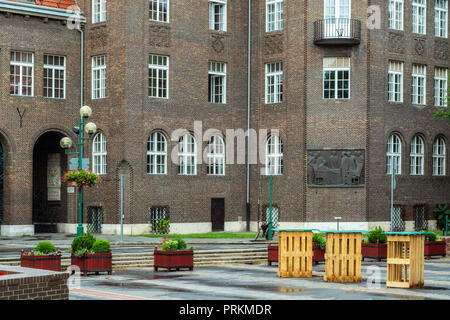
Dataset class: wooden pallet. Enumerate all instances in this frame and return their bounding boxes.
[277,231,314,278]
[324,232,362,283]
[386,234,424,289]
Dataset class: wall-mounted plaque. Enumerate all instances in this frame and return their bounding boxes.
[47,153,61,201]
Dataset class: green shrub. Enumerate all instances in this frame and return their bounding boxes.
[91,239,111,254]
[35,242,56,255]
[313,233,326,250]
[425,232,438,242]
[366,226,387,244]
[155,218,170,234]
[174,238,187,250]
[71,231,96,252]
[161,239,179,251]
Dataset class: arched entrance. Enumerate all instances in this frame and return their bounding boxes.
[0,141,3,225]
[33,131,68,233]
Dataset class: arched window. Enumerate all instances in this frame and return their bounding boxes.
[147,131,167,174]
[387,134,401,174]
[433,137,446,176]
[266,135,283,175]
[410,135,424,175]
[92,132,107,175]
[178,133,197,175]
[207,135,225,175]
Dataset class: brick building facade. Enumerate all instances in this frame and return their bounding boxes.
[0,0,448,236]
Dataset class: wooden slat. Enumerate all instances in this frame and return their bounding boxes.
[278,231,313,278]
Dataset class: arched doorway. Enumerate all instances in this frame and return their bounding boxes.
[0,141,3,225]
[33,131,68,233]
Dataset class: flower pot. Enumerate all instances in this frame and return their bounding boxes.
[424,240,446,259]
[313,245,325,265]
[361,241,387,262]
[267,244,325,266]
[20,251,62,272]
[153,247,194,271]
[71,252,112,276]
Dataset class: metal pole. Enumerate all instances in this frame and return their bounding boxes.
[120,175,124,242]
[268,175,273,241]
[446,215,448,237]
[77,117,84,236]
[390,157,395,232]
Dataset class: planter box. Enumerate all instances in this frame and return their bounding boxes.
[313,245,325,265]
[20,251,62,272]
[424,241,446,259]
[266,244,325,266]
[362,242,387,262]
[153,247,194,271]
[71,252,112,276]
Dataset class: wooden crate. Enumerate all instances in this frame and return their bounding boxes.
[324,232,362,283]
[277,230,314,278]
[386,233,425,289]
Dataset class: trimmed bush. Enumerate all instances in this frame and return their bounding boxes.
[174,238,187,250]
[35,242,57,255]
[92,239,111,254]
[313,233,326,250]
[161,239,179,251]
[71,231,96,253]
[366,226,387,244]
[425,232,438,242]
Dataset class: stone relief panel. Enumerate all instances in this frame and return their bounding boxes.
[211,34,225,54]
[387,32,404,54]
[264,33,283,55]
[413,38,425,56]
[307,150,365,186]
[89,25,107,50]
[47,153,61,201]
[434,40,449,60]
[149,25,171,47]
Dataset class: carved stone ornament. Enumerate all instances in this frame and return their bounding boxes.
[149,25,171,48]
[89,25,107,50]
[387,32,404,54]
[264,33,283,55]
[211,35,225,53]
[414,38,425,56]
[434,40,449,60]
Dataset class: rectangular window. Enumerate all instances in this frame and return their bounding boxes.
[266,0,283,32]
[435,0,448,37]
[92,55,106,100]
[92,0,106,24]
[412,0,427,34]
[435,67,448,107]
[148,54,169,99]
[388,61,403,103]
[323,57,350,99]
[412,64,426,105]
[209,62,226,104]
[265,62,283,104]
[10,51,33,97]
[44,55,65,99]
[209,0,227,31]
[149,0,169,23]
[389,0,404,30]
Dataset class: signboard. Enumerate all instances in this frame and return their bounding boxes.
[69,158,90,170]
[67,187,75,194]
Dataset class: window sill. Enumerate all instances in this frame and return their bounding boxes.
[148,96,169,101]
[10,94,34,98]
[149,20,170,24]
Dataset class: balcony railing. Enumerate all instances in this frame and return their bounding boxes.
[314,18,361,45]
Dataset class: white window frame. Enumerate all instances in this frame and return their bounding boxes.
[10,51,34,97]
[323,57,351,100]
[92,0,106,24]
[388,61,403,103]
[265,62,283,104]
[92,132,107,175]
[266,0,283,32]
[433,137,447,176]
[323,0,352,38]
[410,135,425,175]
[412,0,427,34]
[207,135,225,176]
[147,131,167,175]
[209,62,227,104]
[209,0,227,31]
[265,135,283,176]
[44,54,66,99]
[412,64,426,105]
[387,134,402,175]
[435,0,448,38]
[434,67,448,107]
[149,54,169,99]
[92,55,106,100]
[149,0,169,23]
[178,133,197,175]
[389,0,404,30]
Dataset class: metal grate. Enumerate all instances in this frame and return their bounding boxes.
[413,205,428,231]
[392,205,406,232]
[263,205,280,230]
[87,206,103,234]
[150,206,170,234]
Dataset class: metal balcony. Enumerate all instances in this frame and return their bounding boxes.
[314,18,361,45]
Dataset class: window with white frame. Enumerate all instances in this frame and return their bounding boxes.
[323,57,350,99]
[178,133,197,175]
[149,54,169,99]
[435,67,448,107]
[412,0,427,34]
[388,61,403,103]
[10,51,33,96]
[92,132,107,175]
[324,0,351,38]
[412,64,426,105]
[387,134,402,174]
[44,55,65,99]
[149,0,169,23]
[410,135,425,175]
[265,62,283,104]
[389,0,404,30]
[209,0,227,31]
[265,135,283,176]
[92,55,106,99]
[266,0,283,32]
[433,137,446,175]
[92,0,106,24]
[147,131,167,175]
[209,62,226,104]
[435,0,448,37]
[207,135,225,176]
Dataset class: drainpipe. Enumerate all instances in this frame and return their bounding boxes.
[246,0,251,231]
[78,26,84,107]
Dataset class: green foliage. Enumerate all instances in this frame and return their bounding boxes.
[35,241,56,254]
[313,233,326,250]
[91,239,111,254]
[161,238,189,251]
[425,232,438,242]
[433,109,450,123]
[366,226,387,244]
[74,249,88,258]
[433,204,450,231]
[71,231,96,253]
[154,218,170,234]
[174,238,187,250]
[62,169,101,187]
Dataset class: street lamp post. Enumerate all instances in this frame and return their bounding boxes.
[60,106,97,237]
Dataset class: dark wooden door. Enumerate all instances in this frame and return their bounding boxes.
[211,198,225,232]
